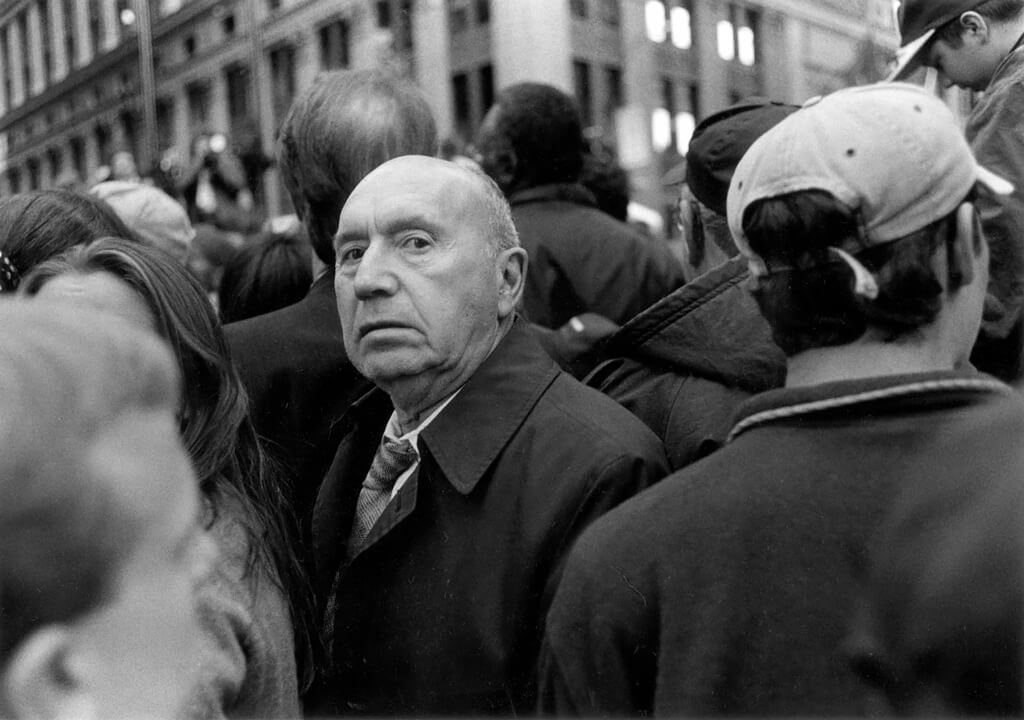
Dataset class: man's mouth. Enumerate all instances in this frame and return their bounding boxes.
[358,321,414,339]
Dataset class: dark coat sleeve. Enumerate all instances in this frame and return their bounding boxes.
[538,508,659,716]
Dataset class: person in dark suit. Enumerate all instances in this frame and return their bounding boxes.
[474,82,685,328]
[308,155,668,716]
[224,70,438,524]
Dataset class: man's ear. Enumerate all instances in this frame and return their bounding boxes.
[3,626,96,720]
[496,246,528,319]
[959,11,989,43]
[947,202,982,288]
[492,148,519,194]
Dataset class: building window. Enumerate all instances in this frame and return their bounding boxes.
[156,97,174,151]
[40,0,53,84]
[670,2,692,49]
[222,13,236,36]
[600,0,620,26]
[183,34,196,58]
[604,65,623,120]
[449,1,469,34]
[452,72,470,137]
[268,44,296,124]
[95,123,111,165]
[47,148,62,181]
[475,0,490,24]
[0,28,11,105]
[396,0,413,50]
[644,1,666,43]
[573,59,593,128]
[376,0,392,27]
[319,19,350,70]
[187,81,210,128]
[18,13,30,94]
[63,0,76,66]
[479,64,494,115]
[651,108,671,152]
[266,0,280,10]
[675,112,695,154]
[570,0,588,19]
[225,65,250,132]
[7,167,21,194]
[719,4,758,65]
[88,0,101,55]
[69,136,85,177]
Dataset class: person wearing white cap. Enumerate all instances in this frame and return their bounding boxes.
[892,0,1024,380]
[538,83,1015,716]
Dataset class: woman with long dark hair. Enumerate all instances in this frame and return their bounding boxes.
[22,238,314,719]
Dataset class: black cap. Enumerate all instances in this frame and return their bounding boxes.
[666,97,799,215]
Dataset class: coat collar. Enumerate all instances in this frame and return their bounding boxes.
[343,319,561,496]
[508,183,597,208]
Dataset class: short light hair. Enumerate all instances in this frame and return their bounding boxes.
[277,69,438,265]
[0,300,180,663]
[465,164,520,256]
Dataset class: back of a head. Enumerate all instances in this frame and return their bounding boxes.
[490,83,585,189]
[277,69,438,266]
[91,181,195,263]
[0,190,137,293]
[0,300,179,678]
[727,83,1007,356]
[219,227,313,323]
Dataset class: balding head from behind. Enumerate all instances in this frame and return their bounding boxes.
[333,156,527,424]
[277,69,438,266]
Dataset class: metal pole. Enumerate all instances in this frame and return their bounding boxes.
[136,0,158,174]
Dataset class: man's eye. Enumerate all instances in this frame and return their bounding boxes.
[404,235,432,251]
[339,246,365,263]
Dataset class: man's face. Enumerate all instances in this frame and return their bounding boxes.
[334,157,506,400]
[925,34,997,91]
[73,411,215,719]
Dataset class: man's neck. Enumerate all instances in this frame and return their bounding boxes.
[388,317,514,433]
[785,338,957,389]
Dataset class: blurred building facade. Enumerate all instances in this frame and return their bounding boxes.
[0,0,897,221]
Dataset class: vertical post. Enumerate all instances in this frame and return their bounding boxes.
[136,0,158,173]
[246,0,275,214]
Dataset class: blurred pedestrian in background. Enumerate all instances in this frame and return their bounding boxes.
[0,300,213,720]
[92,180,195,264]
[219,216,312,324]
[475,82,685,328]
[23,239,315,719]
[893,0,1024,380]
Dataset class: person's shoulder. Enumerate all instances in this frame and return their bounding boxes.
[538,371,667,456]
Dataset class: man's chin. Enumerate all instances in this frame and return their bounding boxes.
[354,350,435,386]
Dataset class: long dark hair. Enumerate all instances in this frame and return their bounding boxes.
[21,238,316,688]
[0,190,138,292]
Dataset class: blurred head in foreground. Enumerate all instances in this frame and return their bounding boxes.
[0,300,210,719]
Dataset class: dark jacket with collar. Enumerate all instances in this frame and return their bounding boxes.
[540,370,1010,717]
[225,271,373,524]
[308,320,668,716]
[588,258,786,470]
[509,183,686,328]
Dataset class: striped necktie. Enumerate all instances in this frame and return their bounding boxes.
[347,435,419,553]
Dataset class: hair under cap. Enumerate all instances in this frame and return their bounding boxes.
[727,82,1012,280]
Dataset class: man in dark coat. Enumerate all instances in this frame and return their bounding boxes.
[590,99,795,470]
[308,155,668,716]
[475,82,685,328]
[539,83,1013,716]
[224,69,438,522]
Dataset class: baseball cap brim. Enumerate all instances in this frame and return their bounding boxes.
[887,29,935,82]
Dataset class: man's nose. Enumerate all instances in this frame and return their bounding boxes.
[352,243,400,300]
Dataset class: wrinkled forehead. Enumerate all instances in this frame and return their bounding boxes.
[339,159,487,236]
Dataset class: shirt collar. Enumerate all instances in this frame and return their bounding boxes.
[728,369,1010,442]
[382,389,462,458]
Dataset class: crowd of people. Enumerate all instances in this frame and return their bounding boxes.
[2,0,1024,717]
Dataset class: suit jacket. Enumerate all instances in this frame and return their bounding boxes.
[225,271,373,525]
[308,320,669,716]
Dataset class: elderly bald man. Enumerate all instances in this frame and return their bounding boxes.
[308,156,668,716]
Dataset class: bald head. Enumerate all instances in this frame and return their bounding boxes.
[333,155,527,420]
